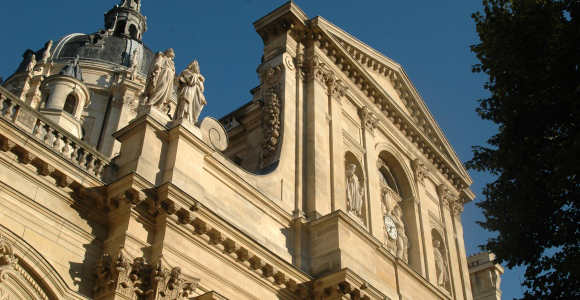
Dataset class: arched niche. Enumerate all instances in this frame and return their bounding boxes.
[431,229,451,291]
[128,24,138,40]
[344,151,367,225]
[376,149,422,273]
[0,230,72,300]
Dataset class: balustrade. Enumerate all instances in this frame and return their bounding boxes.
[0,86,109,179]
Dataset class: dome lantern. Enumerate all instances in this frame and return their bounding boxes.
[104,0,147,42]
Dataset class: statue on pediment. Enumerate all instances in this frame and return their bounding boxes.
[346,163,365,218]
[144,48,175,108]
[175,60,206,123]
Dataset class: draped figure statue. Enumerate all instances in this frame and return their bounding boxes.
[346,164,365,218]
[433,240,449,288]
[175,60,206,123]
[393,206,409,262]
[145,48,175,108]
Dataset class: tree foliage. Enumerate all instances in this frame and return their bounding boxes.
[468,0,580,298]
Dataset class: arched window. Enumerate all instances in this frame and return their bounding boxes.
[379,162,400,195]
[63,93,77,115]
[128,24,138,40]
[115,20,127,36]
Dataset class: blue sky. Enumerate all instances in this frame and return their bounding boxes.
[0,1,525,298]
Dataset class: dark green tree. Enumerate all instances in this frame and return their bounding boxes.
[468,0,580,298]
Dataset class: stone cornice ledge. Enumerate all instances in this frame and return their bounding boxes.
[155,183,310,285]
[203,154,293,225]
[309,211,450,298]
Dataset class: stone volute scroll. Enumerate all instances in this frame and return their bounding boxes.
[346,163,365,220]
[175,60,207,124]
[200,117,229,152]
[144,48,176,109]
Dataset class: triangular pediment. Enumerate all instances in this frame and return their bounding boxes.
[312,18,471,186]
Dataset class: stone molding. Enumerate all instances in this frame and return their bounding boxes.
[0,234,50,300]
[149,183,308,294]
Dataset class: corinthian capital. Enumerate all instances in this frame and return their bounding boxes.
[437,184,457,207]
[411,159,429,184]
[359,106,378,132]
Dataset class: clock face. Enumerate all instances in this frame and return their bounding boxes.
[384,216,397,240]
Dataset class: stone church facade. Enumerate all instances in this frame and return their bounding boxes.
[0,1,503,299]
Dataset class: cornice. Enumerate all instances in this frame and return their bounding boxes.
[149,183,310,293]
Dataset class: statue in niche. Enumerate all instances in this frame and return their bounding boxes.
[433,239,449,288]
[144,48,175,108]
[380,168,409,262]
[41,40,53,63]
[346,163,365,219]
[393,206,409,262]
[59,54,83,81]
[175,60,206,123]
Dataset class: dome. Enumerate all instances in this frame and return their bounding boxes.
[50,32,155,76]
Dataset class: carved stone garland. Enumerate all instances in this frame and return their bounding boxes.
[258,64,284,167]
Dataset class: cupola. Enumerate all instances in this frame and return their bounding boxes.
[39,57,89,139]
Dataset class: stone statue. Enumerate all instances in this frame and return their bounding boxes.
[175,60,207,123]
[128,48,140,79]
[346,163,365,218]
[25,54,36,73]
[144,48,175,108]
[60,54,83,81]
[41,40,53,63]
[393,206,409,262]
[433,240,449,288]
